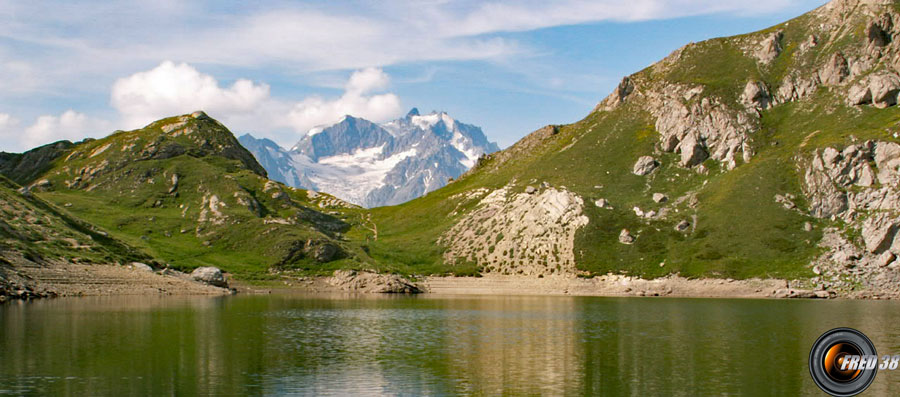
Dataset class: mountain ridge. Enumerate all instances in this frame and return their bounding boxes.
[240,109,499,208]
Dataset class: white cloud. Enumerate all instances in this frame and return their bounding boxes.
[106,62,401,146]
[21,110,110,150]
[286,68,402,135]
[111,61,270,129]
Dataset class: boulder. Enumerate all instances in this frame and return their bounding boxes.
[849,73,900,108]
[818,52,850,85]
[618,229,635,244]
[327,270,420,293]
[755,31,783,63]
[130,262,154,272]
[632,156,658,176]
[675,220,691,232]
[594,198,609,208]
[652,193,668,203]
[740,80,771,109]
[862,215,899,254]
[877,251,896,267]
[30,179,52,192]
[869,73,900,108]
[525,186,537,194]
[678,134,709,167]
[190,267,228,288]
[304,240,342,263]
[875,141,900,185]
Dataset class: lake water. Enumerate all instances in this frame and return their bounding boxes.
[2,293,900,395]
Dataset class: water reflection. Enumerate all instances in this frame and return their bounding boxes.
[2,294,900,395]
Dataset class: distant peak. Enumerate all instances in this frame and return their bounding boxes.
[406,108,420,117]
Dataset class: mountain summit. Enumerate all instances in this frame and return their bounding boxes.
[240,110,499,207]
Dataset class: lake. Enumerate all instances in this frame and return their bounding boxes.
[2,293,900,395]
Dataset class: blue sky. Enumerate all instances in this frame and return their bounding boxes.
[0,0,827,152]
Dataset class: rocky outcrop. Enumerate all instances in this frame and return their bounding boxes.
[754,31,783,63]
[775,74,818,103]
[190,266,228,288]
[595,76,635,111]
[326,270,420,293]
[804,141,900,295]
[848,72,900,108]
[740,80,771,109]
[632,156,658,175]
[440,185,589,276]
[647,85,757,170]
[819,53,850,85]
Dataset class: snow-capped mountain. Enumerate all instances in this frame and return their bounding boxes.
[239,108,500,207]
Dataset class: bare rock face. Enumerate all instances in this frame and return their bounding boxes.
[819,53,850,85]
[648,86,757,170]
[439,185,589,277]
[805,141,900,294]
[326,270,420,293]
[755,31,783,63]
[190,267,228,288]
[632,156,659,176]
[740,80,771,109]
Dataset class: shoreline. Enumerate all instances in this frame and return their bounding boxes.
[3,264,895,301]
[236,272,888,300]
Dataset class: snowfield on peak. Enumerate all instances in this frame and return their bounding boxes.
[240,109,499,208]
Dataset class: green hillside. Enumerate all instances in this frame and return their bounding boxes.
[364,0,900,282]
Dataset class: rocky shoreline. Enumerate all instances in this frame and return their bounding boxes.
[244,271,900,300]
[5,266,898,302]
[0,262,233,302]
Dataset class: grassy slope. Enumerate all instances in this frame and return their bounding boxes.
[0,176,148,266]
[25,115,389,279]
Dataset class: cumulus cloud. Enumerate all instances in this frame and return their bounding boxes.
[20,110,110,150]
[287,68,402,134]
[111,61,270,129]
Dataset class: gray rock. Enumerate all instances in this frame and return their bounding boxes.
[869,73,900,108]
[327,270,420,293]
[190,267,228,288]
[30,179,52,192]
[130,262,154,272]
[755,31,783,63]
[877,251,896,267]
[594,198,609,208]
[875,141,900,185]
[678,134,708,167]
[525,186,537,194]
[618,229,635,244]
[849,73,900,108]
[818,52,849,86]
[740,80,771,109]
[675,220,691,232]
[652,193,668,203]
[862,215,899,254]
[632,156,659,176]
[804,222,813,232]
